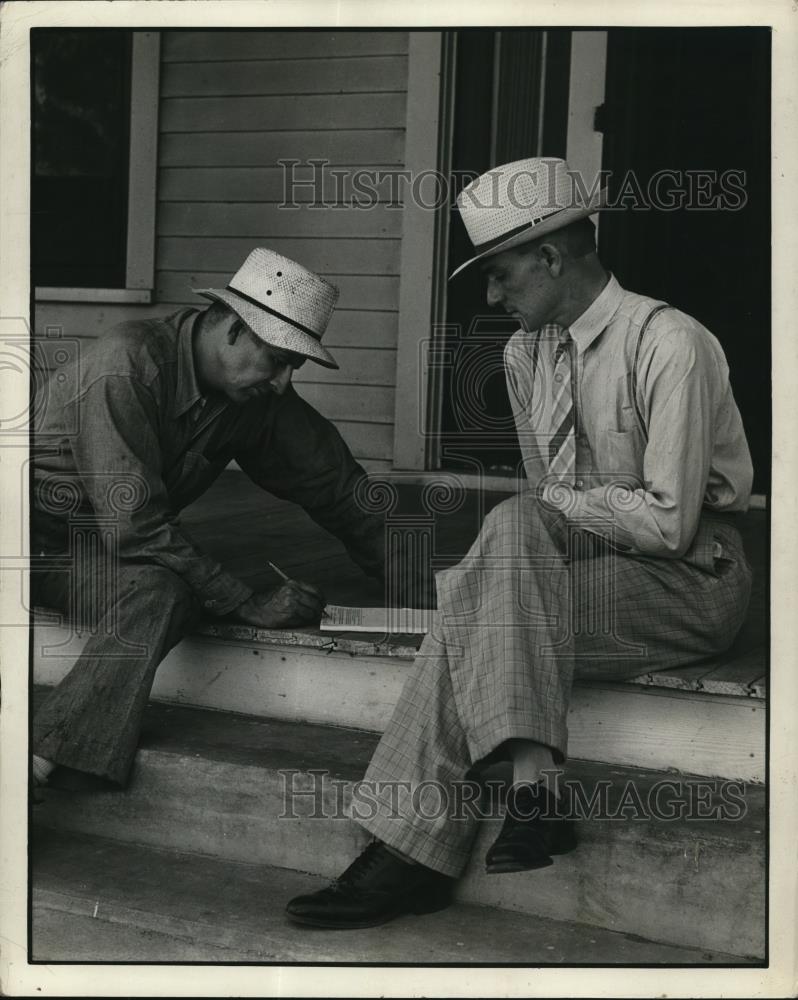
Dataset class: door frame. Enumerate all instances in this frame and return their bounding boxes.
[391,29,608,472]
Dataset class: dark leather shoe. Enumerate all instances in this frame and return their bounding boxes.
[485,782,577,874]
[286,841,454,928]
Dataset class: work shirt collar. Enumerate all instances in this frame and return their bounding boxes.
[174,308,206,417]
[567,273,624,353]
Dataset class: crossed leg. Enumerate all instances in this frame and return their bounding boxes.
[352,494,751,877]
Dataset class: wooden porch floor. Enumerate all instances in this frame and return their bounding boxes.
[181,470,768,699]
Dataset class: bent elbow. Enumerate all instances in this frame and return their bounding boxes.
[634,524,693,560]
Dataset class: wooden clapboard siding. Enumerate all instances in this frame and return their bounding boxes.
[156,30,409,467]
[334,420,394,461]
[34,303,170,341]
[160,94,406,133]
[293,349,396,387]
[159,131,406,167]
[158,238,400,275]
[294,384,394,424]
[158,203,402,239]
[161,56,408,97]
[159,167,403,203]
[161,30,409,62]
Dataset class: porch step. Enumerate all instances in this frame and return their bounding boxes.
[31,828,756,965]
[32,617,765,782]
[32,695,766,959]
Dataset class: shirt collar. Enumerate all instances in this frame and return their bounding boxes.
[174,308,206,417]
[567,273,624,352]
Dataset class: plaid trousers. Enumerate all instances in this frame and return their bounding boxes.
[354,492,752,877]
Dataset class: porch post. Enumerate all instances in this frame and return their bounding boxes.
[392,31,444,471]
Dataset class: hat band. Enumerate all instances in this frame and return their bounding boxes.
[225,285,322,342]
[472,206,569,254]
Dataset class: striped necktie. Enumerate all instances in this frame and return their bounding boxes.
[547,325,576,480]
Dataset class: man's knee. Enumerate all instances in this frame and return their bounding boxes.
[115,564,201,623]
[481,494,525,535]
[481,492,566,548]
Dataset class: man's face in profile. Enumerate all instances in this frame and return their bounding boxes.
[216,317,306,404]
[480,245,559,332]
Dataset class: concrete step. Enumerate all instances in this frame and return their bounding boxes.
[32,616,765,782]
[31,827,757,965]
[32,695,766,959]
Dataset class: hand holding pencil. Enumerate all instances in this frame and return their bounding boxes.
[232,562,326,629]
[268,561,330,621]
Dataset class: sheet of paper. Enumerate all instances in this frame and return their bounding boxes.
[321,604,432,634]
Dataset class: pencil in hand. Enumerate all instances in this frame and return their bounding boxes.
[268,560,290,582]
[268,561,330,619]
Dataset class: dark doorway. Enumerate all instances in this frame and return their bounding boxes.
[438,28,572,476]
[598,27,770,493]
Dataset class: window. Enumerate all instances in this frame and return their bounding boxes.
[32,29,160,303]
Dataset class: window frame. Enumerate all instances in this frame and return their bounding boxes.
[34,30,160,304]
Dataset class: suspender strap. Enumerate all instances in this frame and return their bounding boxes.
[631,303,670,441]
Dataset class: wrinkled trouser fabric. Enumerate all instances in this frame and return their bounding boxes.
[32,548,202,785]
[353,493,752,877]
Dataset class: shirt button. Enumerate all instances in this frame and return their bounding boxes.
[554,373,564,383]
[575,479,584,489]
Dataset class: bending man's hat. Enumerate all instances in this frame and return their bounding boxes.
[194,248,340,369]
[450,157,607,279]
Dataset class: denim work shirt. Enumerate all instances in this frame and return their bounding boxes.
[504,275,754,558]
[32,309,385,615]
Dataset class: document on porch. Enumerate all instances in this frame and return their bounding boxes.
[321,605,433,634]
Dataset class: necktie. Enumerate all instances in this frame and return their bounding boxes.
[547,325,576,480]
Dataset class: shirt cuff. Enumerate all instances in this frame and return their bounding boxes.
[197,571,254,617]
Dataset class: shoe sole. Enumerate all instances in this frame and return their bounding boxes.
[485,854,554,875]
[485,837,577,875]
[286,895,453,930]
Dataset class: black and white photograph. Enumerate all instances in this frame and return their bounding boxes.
[0,1,795,996]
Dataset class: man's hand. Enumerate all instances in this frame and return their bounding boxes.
[233,580,326,629]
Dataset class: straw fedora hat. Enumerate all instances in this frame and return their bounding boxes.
[450,157,607,279]
[194,248,340,369]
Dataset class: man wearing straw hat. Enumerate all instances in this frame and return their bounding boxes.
[287,157,754,928]
[31,248,392,791]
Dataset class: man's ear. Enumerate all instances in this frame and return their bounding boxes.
[226,317,244,344]
[537,241,564,277]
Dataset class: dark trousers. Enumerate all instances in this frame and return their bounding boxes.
[32,548,202,785]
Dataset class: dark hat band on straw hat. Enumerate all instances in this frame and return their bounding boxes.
[225,285,322,342]
[472,206,570,253]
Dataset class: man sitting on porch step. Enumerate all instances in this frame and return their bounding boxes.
[31,248,398,791]
[286,157,754,929]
